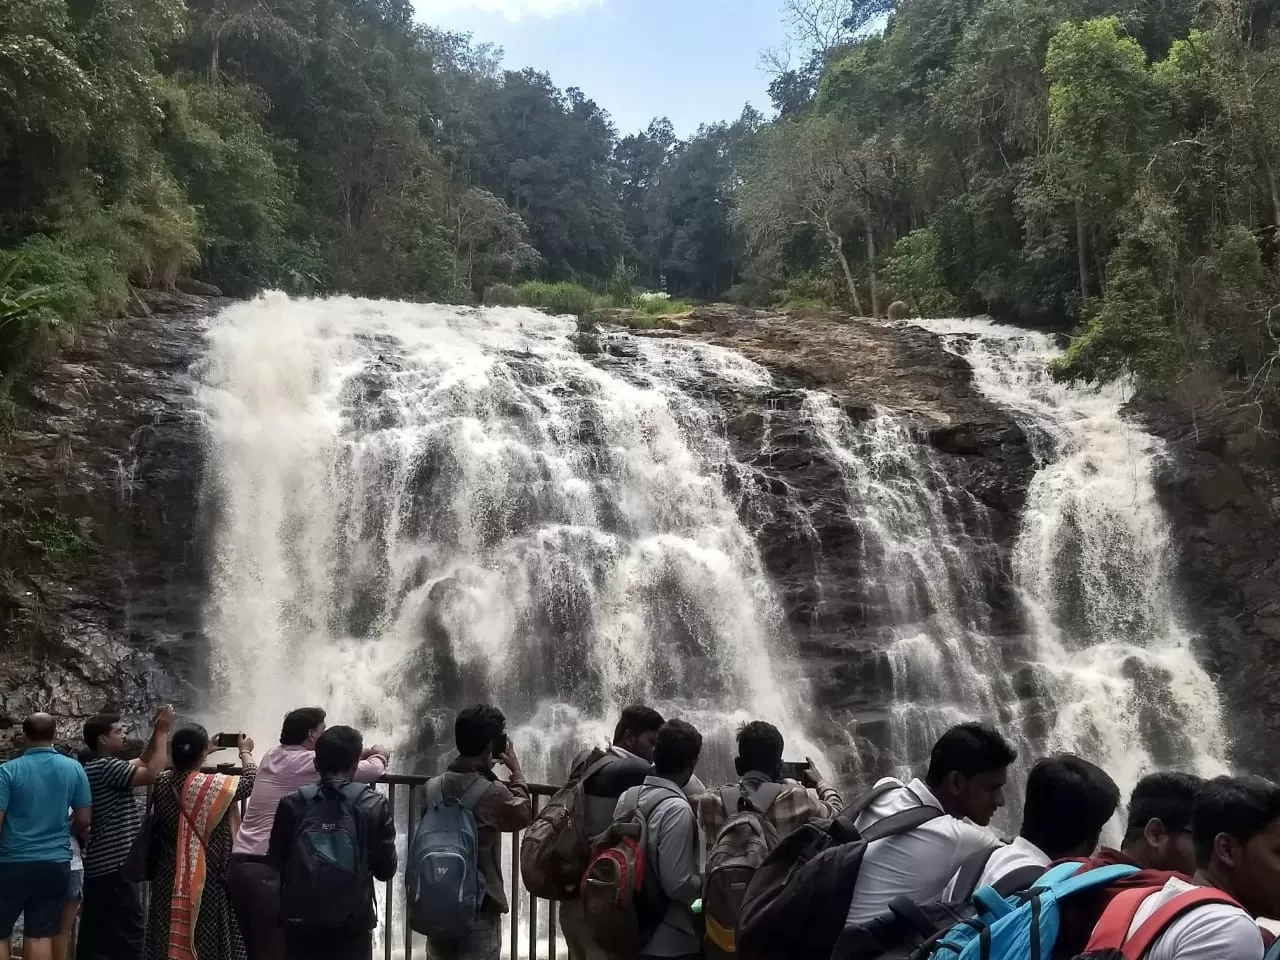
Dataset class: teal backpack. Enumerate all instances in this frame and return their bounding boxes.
[924,861,1140,960]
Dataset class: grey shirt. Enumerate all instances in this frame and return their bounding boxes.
[614,775,701,958]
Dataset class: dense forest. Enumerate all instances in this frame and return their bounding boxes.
[1,0,1279,414]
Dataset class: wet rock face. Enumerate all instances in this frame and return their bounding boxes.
[0,294,222,749]
[1136,395,1280,774]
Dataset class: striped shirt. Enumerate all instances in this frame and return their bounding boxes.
[83,756,141,877]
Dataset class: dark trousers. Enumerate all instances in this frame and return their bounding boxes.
[284,927,372,960]
[76,871,144,960]
[228,856,285,960]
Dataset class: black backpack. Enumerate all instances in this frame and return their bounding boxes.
[736,783,943,960]
[829,849,1048,960]
[280,782,374,933]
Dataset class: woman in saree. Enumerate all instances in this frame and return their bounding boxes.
[145,725,257,960]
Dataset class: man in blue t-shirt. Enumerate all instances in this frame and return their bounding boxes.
[0,714,92,960]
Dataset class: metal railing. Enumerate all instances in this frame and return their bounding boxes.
[375,773,561,960]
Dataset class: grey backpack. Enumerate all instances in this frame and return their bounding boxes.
[406,776,491,940]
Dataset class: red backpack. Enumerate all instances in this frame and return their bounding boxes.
[1073,885,1244,959]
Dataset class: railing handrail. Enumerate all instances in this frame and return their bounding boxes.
[200,765,560,795]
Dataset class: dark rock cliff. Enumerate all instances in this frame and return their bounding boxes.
[0,294,221,748]
[1137,393,1280,776]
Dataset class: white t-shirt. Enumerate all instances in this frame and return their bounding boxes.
[1126,878,1263,960]
[941,835,1049,900]
[845,777,1000,924]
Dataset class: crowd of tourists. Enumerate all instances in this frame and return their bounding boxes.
[1,704,1279,960]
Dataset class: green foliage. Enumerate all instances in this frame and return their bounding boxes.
[635,295,694,316]
[483,283,520,307]
[885,230,961,317]
[607,257,639,306]
[515,282,603,317]
[0,257,59,334]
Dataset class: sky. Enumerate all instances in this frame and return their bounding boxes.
[418,0,789,138]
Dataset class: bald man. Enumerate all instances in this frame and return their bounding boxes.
[0,714,91,960]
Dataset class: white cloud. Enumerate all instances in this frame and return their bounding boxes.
[420,0,605,21]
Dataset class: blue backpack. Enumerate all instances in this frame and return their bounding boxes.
[924,861,1140,960]
[406,776,492,941]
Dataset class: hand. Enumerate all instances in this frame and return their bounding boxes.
[499,741,521,776]
[238,734,255,755]
[153,704,176,734]
[799,757,822,789]
[362,745,390,761]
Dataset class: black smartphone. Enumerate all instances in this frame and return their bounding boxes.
[215,732,241,749]
[493,732,510,758]
[780,760,809,782]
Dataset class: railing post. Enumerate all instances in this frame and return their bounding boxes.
[527,794,539,960]
[385,784,395,960]
[404,783,417,960]
[509,812,521,960]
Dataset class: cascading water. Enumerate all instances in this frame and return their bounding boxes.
[194,296,1228,852]
[195,294,824,777]
[905,318,1229,789]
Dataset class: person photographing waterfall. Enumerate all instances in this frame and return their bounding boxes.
[78,705,174,960]
[412,704,531,960]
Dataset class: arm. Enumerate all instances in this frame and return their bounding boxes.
[951,821,1002,869]
[696,790,726,857]
[71,763,92,838]
[234,768,257,801]
[492,743,533,831]
[354,752,389,783]
[267,797,297,874]
[130,705,176,787]
[653,800,701,904]
[368,796,398,882]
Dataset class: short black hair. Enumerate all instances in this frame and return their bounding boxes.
[1193,775,1280,867]
[281,707,327,746]
[613,705,665,745]
[1123,771,1202,845]
[926,724,1017,786]
[653,719,703,778]
[84,713,121,752]
[737,721,784,775]
[455,704,506,757]
[23,714,57,742]
[315,725,363,775]
[171,725,209,773]
[1020,754,1120,858]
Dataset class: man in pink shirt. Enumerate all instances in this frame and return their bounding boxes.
[227,708,389,960]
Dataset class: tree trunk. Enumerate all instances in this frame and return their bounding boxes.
[829,233,864,315]
[1262,146,1280,228]
[1074,196,1090,301]
[866,222,880,318]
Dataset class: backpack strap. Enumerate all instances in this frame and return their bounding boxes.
[425,775,444,809]
[951,845,1001,901]
[1116,887,1245,960]
[719,785,740,815]
[1264,933,1280,960]
[638,785,686,820]
[843,781,901,819]
[459,775,492,812]
[744,780,785,814]
[858,802,944,843]
[991,862,1048,897]
[576,753,614,790]
[298,785,321,802]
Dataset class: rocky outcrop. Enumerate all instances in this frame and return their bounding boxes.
[1137,393,1280,775]
[0,293,221,749]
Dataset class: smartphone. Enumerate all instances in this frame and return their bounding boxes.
[493,732,510,758]
[215,732,241,749]
[780,760,809,782]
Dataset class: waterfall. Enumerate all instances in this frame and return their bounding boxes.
[194,297,1228,805]
[907,317,1229,788]
[195,294,823,778]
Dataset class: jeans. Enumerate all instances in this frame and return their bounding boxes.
[228,857,284,960]
[76,871,144,960]
[426,914,502,960]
